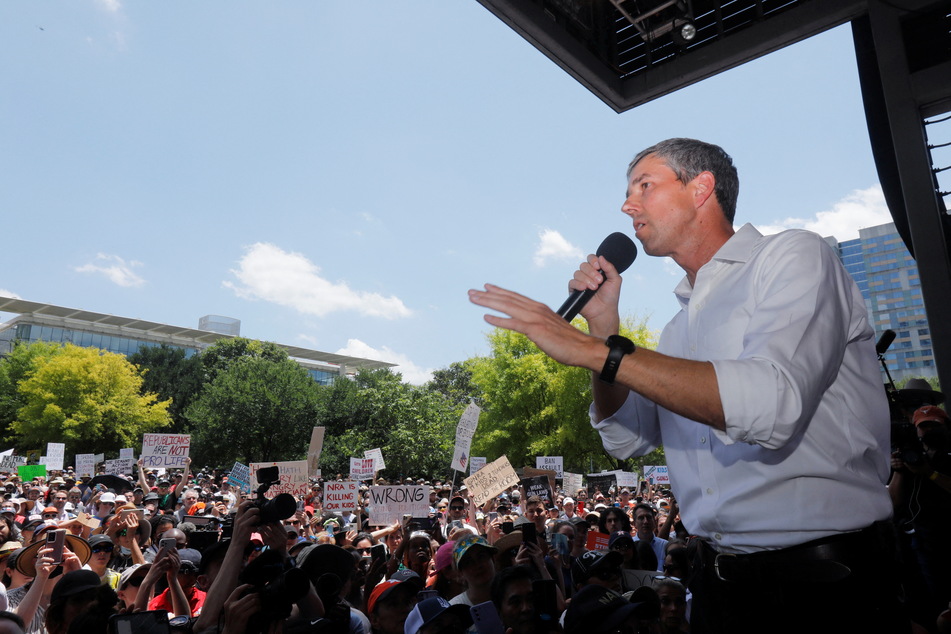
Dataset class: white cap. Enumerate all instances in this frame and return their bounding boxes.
[100,492,116,504]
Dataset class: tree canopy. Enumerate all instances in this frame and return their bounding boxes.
[468,317,663,474]
[2,342,171,455]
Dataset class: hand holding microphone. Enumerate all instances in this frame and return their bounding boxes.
[556,232,638,322]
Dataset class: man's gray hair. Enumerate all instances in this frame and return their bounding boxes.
[628,138,739,223]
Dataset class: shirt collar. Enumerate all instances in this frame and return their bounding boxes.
[673,223,762,304]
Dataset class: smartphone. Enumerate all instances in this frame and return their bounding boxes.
[371,543,388,565]
[470,601,506,634]
[450,520,464,532]
[159,537,177,552]
[487,511,498,522]
[521,522,536,545]
[501,521,514,535]
[109,611,170,634]
[46,528,66,565]
[325,523,335,535]
[533,579,559,626]
[550,532,570,557]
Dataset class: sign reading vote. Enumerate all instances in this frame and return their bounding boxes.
[141,434,190,468]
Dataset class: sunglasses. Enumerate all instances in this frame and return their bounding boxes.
[450,506,465,511]
[92,544,114,554]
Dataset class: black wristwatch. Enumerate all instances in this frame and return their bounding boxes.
[599,335,636,384]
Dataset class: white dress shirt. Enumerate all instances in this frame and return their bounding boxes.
[592,224,892,554]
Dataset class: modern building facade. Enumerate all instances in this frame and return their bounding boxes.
[830,222,935,383]
[0,296,393,385]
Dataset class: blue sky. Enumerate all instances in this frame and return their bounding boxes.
[0,2,892,384]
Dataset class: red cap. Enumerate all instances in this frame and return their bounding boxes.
[914,406,949,427]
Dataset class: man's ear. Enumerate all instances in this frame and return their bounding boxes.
[691,171,717,209]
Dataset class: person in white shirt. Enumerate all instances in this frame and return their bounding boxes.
[469,138,905,634]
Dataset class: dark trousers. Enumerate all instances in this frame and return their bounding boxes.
[688,523,911,634]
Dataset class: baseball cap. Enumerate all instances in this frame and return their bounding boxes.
[564,585,659,634]
[404,596,472,634]
[914,405,949,426]
[452,534,498,569]
[367,570,423,613]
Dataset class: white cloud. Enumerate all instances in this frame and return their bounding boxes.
[533,229,583,267]
[74,254,145,287]
[756,185,891,242]
[225,243,412,319]
[0,289,20,299]
[95,0,122,13]
[336,338,433,385]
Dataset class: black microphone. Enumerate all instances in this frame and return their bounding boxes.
[556,232,638,322]
[875,329,896,355]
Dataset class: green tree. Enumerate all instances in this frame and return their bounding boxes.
[315,368,458,480]
[8,343,171,454]
[185,355,322,466]
[0,341,63,440]
[128,344,204,433]
[426,361,482,408]
[198,338,289,383]
[469,317,660,473]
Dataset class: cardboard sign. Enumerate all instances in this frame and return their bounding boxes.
[643,465,670,485]
[250,461,309,497]
[520,475,553,504]
[0,454,26,472]
[563,472,583,496]
[367,485,430,526]
[323,480,359,513]
[470,457,487,475]
[307,427,325,477]
[364,448,386,472]
[523,467,557,497]
[586,530,610,551]
[141,434,190,469]
[229,462,252,494]
[45,443,65,471]
[536,456,563,479]
[451,402,481,473]
[119,448,134,460]
[25,450,41,465]
[75,454,96,478]
[464,455,519,506]
[587,473,618,500]
[76,511,99,529]
[612,470,638,489]
[105,458,134,476]
[350,457,375,481]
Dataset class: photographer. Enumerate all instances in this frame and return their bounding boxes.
[889,405,951,619]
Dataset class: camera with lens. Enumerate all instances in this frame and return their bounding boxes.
[892,422,925,468]
[238,549,310,631]
[249,466,296,525]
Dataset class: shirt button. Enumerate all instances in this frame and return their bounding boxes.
[715,533,722,540]
[706,488,714,495]
[700,437,706,444]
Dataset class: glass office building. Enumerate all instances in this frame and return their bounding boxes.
[0,297,392,385]
[831,222,935,383]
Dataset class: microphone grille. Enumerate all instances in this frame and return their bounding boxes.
[596,232,638,274]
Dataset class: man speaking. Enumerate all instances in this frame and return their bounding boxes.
[469,138,905,633]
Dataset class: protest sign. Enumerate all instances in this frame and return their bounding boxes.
[105,459,134,476]
[75,454,96,478]
[0,449,11,457]
[119,448,134,460]
[323,480,359,513]
[75,512,99,529]
[141,434,190,469]
[535,456,563,479]
[364,448,386,473]
[0,454,26,472]
[451,402,481,473]
[587,472,618,499]
[563,472,583,496]
[249,461,309,497]
[643,465,670,485]
[45,443,65,471]
[520,475,553,504]
[229,462,252,494]
[586,531,610,551]
[367,485,430,526]
[612,470,638,489]
[25,450,40,465]
[470,457,487,475]
[94,453,104,465]
[307,427,325,477]
[464,455,519,506]
[18,464,46,481]
[523,467,557,497]
[350,457,375,481]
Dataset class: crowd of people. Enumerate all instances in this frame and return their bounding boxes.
[0,452,699,634]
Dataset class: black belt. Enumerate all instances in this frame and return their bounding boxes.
[700,522,885,584]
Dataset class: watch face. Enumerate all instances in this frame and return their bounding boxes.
[607,335,635,353]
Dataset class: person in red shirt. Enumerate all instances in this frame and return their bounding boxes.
[148,547,206,617]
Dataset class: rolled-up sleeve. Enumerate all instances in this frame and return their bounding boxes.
[590,391,663,458]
